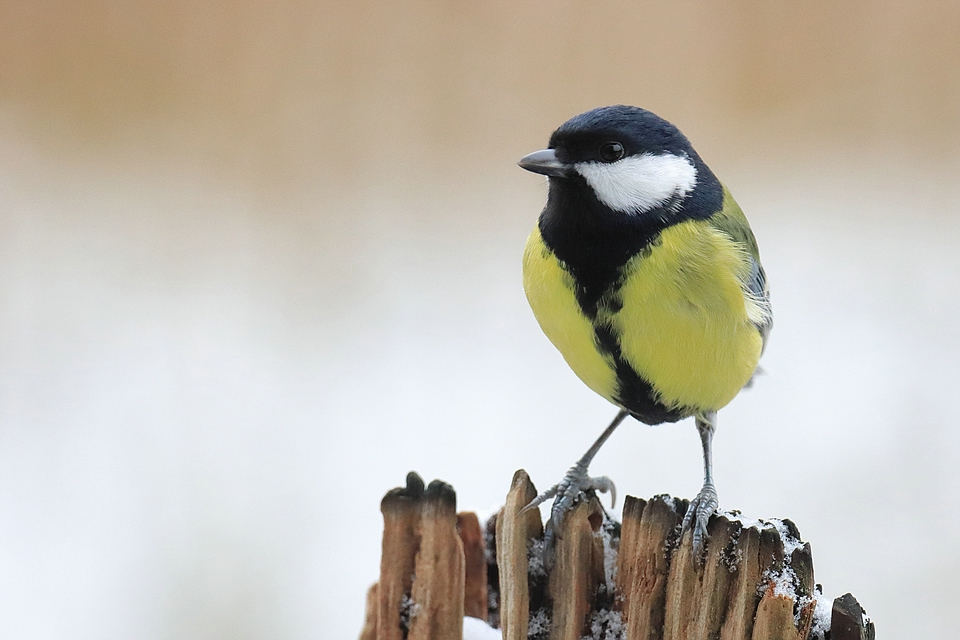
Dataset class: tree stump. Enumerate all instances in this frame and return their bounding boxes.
[360,471,874,640]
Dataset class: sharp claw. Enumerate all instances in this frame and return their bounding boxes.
[682,483,718,561]
[542,523,557,566]
[588,475,616,508]
[550,489,576,530]
[681,500,694,532]
[532,463,618,565]
[520,484,560,515]
[692,514,709,557]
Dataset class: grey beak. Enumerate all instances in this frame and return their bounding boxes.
[518,149,571,178]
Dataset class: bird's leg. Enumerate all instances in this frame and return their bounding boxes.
[523,409,628,555]
[682,410,719,560]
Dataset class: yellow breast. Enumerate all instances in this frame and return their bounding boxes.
[522,229,620,404]
[609,220,763,412]
[522,221,763,414]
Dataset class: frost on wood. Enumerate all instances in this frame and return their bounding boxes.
[361,471,873,640]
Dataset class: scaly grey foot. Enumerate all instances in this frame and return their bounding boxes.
[681,481,718,559]
[682,410,720,561]
[522,463,615,557]
[521,410,628,561]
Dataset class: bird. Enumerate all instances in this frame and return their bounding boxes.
[517,105,771,558]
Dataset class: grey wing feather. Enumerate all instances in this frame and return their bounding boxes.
[747,256,772,353]
[742,257,772,389]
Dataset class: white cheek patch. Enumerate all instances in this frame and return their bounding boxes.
[575,152,698,214]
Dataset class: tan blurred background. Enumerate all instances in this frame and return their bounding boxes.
[1,1,959,638]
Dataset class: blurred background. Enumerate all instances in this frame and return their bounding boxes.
[1,1,959,638]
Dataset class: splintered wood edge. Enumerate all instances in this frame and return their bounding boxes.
[377,472,425,640]
[458,511,489,621]
[662,526,699,640]
[359,583,378,640]
[719,524,761,640]
[790,543,816,639]
[663,512,821,640]
[662,515,740,640]
[616,495,647,603]
[735,520,812,640]
[408,480,465,640]
[369,473,871,640]
[548,496,605,640]
[496,469,543,640]
[689,516,740,639]
[752,587,802,640]
[830,593,875,640]
[617,496,681,640]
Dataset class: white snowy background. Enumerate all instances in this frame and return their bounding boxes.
[1,2,958,639]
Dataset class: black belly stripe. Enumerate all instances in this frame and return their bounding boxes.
[540,214,689,425]
[593,303,687,426]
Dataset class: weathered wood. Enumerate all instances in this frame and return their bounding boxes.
[496,469,544,640]
[484,514,502,629]
[691,516,740,639]
[377,472,424,640]
[831,593,876,640]
[458,511,489,621]
[363,472,873,640]
[719,524,762,640]
[661,528,697,640]
[741,525,793,640]
[790,542,816,640]
[758,525,787,585]
[752,585,802,640]
[359,583,378,640]
[616,496,647,605]
[617,495,682,640]
[663,515,740,640]
[548,495,606,640]
[407,480,465,640]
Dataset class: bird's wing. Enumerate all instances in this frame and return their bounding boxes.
[708,188,773,352]
[744,255,772,352]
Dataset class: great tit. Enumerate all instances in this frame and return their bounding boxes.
[518,105,771,557]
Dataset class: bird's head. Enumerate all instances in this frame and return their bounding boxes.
[519,105,707,216]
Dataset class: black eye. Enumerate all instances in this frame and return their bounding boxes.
[599,142,624,163]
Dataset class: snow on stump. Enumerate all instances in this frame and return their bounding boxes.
[360,471,875,640]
